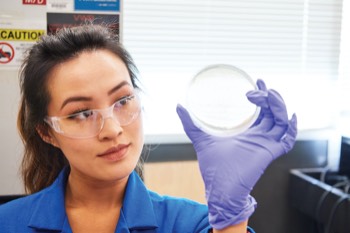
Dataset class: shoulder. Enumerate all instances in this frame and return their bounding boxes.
[0,168,68,232]
[0,168,66,217]
[0,192,42,231]
[0,192,39,215]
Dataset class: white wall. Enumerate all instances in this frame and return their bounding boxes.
[0,69,23,194]
[0,1,46,194]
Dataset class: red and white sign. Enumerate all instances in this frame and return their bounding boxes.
[23,0,47,5]
[0,42,15,64]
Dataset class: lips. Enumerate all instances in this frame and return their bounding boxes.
[98,144,130,161]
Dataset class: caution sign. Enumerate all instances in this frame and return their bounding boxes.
[0,19,45,69]
[0,42,15,64]
[0,29,45,42]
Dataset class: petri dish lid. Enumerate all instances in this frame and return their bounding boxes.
[186,64,260,136]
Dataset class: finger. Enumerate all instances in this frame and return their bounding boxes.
[251,110,275,132]
[246,90,269,108]
[248,79,268,106]
[267,90,289,138]
[176,104,206,141]
[246,90,269,127]
[282,114,298,153]
[268,90,288,125]
[256,79,267,91]
[248,79,268,126]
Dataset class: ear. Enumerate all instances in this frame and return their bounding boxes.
[36,124,59,148]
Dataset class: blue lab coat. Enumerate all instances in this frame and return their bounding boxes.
[0,168,255,233]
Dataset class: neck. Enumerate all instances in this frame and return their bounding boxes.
[65,172,128,211]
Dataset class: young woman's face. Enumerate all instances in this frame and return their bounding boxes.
[45,50,144,183]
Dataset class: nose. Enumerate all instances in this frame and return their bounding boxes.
[98,117,123,140]
[98,110,123,140]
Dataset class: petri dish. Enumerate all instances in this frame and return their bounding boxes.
[186,64,260,136]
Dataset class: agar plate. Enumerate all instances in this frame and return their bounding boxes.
[186,64,260,136]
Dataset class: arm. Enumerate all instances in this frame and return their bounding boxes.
[177,79,297,230]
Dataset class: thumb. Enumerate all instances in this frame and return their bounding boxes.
[176,104,207,142]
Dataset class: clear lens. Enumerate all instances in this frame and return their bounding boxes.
[45,94,141,139]
[57,112,103,138]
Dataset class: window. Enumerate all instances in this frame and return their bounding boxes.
[122,0,344,143]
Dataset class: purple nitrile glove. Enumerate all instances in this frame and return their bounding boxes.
[176,79,297,229]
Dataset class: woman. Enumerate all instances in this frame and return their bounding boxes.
[0,24,297,233]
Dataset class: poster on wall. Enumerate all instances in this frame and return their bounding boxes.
[74,0,120,12]
[47,12,119,38]
[0,19,45,69]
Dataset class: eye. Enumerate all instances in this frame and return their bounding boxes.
[115,95,134,108]
[67,110,95,120]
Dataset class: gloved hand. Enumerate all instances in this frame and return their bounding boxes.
[176,79,297,229]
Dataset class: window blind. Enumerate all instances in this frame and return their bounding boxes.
[122,0,344,142]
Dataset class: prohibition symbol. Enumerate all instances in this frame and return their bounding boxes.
[0,42,15,64]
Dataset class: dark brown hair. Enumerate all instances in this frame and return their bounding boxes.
[18,24,143,194]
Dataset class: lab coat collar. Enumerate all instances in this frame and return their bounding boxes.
[121,171,158,231]
[27,168,158,232]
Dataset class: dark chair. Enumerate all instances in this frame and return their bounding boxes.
[0,195,25,205]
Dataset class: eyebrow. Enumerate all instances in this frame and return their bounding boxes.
[108,81,130,96]
[60,81,131,110]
